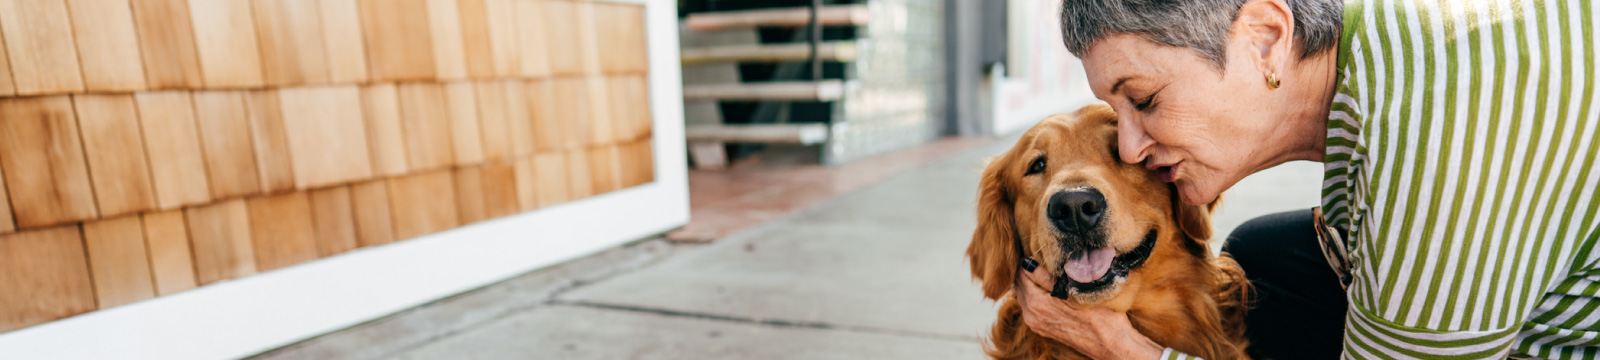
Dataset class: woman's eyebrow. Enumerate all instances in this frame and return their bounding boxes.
[1109,76,1133,95]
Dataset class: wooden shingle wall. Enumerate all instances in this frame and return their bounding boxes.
[0,0,653,333]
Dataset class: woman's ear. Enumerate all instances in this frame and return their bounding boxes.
[1234,0,1296,73]
[967,155,1018,300]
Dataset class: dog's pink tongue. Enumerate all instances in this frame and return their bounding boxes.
[1063,247,1116,283]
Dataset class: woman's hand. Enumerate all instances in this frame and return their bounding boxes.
[1015,266,1164,360]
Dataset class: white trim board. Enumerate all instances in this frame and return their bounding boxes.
[0,0,688,358]
[991,69,1100,136]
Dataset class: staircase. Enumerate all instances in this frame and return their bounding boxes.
[680,41,860,65]
[681,80,847,101]
[685,5,870,31]
[679,2,867,170]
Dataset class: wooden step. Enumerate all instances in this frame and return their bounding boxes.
[683,80,847,101]
[685,124,829,145]
[685,5,870,32]
[681,41,859,65]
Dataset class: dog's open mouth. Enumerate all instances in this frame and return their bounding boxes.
[1051,229,1158,298]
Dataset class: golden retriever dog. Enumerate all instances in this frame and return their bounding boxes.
[966,104,1251,359]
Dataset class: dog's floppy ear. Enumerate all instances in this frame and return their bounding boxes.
[1174,192,1221,242]
[967,155,1018,300]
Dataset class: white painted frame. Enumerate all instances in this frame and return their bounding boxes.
[0,0,687,358]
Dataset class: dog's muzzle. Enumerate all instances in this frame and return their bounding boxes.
[1042,187,1159,298]
[1051,229,1158,298]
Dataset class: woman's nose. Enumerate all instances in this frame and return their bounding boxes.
[1117,118,1155,164]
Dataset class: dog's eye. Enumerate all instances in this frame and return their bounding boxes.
[1026,157,1046,175]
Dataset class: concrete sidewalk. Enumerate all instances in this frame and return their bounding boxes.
[253,133,1321,360]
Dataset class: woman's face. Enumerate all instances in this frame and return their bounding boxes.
[1081,34,1279,205]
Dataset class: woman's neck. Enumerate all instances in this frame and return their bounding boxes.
[1278,48,1341,164]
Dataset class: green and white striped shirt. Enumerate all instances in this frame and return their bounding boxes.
[1319,0,1600,358]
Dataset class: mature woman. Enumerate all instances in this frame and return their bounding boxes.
[1013,0,1600,359]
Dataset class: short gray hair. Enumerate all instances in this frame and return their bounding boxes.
[1059,0,1343,70]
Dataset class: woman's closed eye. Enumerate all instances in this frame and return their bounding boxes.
[1132,94,1156,112]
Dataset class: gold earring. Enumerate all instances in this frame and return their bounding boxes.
[1266,73,1282,89]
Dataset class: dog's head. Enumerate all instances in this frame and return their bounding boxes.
[967,104,1217,304]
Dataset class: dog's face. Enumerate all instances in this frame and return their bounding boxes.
[968,104,1215,305]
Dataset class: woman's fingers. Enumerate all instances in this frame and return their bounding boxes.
[1025,264,1056,289]
[1011,268,1160,358]
[1014,269,1098,352]
[1016,269,1068,320]
[1016,276,1052,329]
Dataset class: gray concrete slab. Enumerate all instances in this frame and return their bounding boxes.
[392,305,984,360]
[557,136,1007,339]
[248,240,679,360]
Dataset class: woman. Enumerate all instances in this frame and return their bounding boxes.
[1015,0,1600,359]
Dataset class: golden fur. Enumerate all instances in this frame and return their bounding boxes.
[966,104,1252,359]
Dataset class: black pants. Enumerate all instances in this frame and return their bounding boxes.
[1222,209,1348,360]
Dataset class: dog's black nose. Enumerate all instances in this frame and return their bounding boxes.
[1048,188,1106,233]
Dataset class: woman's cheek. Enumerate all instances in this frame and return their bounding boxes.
[1147,106,1213,145]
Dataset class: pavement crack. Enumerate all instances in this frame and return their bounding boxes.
[552,300,977,343]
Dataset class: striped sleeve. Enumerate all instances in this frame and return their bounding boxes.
[1321,0,1600,359]
[1159,348,1201,360]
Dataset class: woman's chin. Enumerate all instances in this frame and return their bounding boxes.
[1176,181,1222,205]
